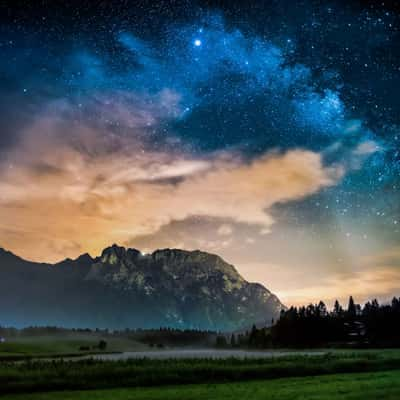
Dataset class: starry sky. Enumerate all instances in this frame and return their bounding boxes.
[0,0,399,307]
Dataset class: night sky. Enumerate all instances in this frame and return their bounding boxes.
[0,0,399,306]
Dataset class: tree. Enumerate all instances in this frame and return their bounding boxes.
[333,300,343,317]
[248,324,258,347]
[347,296,357,317]
[230,334,236,347]
[216,335,227,348]
[317,301,327,317]
[98,340,107,350]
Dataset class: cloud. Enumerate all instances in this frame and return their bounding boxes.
[353,140,381,156]
[273,246,400,307]
[217,224,233,236]
[0,94,344,262]
[361,247,400,270]
[278,265,400,307]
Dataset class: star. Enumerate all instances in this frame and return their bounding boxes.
[194,39,202,47]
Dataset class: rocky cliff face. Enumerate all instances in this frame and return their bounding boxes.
[0,245,284,331]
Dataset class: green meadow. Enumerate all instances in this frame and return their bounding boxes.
[0,334,143,361]
[3,369,400,400]
[2,349,400,398]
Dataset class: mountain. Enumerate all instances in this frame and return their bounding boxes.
[0,245,284,331]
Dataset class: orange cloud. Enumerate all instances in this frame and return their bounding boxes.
[0,95,344,262]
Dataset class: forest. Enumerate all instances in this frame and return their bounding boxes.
[222,296,400,348]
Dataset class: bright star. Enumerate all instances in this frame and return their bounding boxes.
[194,39,202,47]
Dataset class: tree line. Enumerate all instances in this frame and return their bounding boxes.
[217,296,400,348]
[0,325,217,347]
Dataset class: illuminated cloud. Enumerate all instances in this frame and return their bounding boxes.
[217,224,233,236]
[0,94,344,262]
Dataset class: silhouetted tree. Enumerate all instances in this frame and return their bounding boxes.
[216,335,227,348]
[347,296,357,317]
[98,340,107,350]
[333,300,343,317]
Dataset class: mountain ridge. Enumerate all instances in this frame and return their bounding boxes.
[0,244,284,331]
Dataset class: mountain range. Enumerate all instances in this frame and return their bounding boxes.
[0,245,284,331]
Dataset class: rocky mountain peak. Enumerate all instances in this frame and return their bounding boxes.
[0,245,285,330]
[100,244,141,264]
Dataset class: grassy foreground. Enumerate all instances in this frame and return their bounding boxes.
[3,369,400,400]
[2,350,400,394]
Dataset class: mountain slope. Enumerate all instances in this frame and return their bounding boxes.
[0,245,284,331]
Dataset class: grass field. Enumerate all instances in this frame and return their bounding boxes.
[2,349,400,395]
[0,334,144,361]
[2,341,400,399]
[3,369,400,400]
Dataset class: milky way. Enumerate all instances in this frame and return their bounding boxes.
[0,0,399,306]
